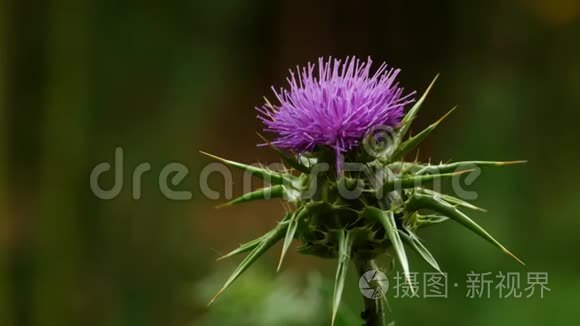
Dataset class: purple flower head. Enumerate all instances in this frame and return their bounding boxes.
[257,56,415,172]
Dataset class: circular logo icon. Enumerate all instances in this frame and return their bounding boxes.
[359,269,389,299]
[362,125,396,158]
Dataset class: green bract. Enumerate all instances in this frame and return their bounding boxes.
[203,77,525,325]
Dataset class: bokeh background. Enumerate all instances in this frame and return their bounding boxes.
[1,0,579,325]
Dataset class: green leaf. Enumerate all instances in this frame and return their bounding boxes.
[257,133,311,174]
[216,235,264,261]
[399,229,442,274]
[277,202,333,270]
[387,162,421,172]
[398,75,439,141]
[200,151,293,185]
[418,188,486,212]
[381,170,473,193]
[209,217,289,305]
[361,207,413,291]
[390,107,455,162]
[416,213,449,227]
[331,230,354,326]
[418,160,527,175]
[406,193,524,265]
[277,209,303,271]
[217,185,287,208]
[406,211,449,229]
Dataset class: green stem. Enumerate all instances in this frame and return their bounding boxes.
[354,255,391,326]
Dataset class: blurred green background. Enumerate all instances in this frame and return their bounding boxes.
[1,0,579,325]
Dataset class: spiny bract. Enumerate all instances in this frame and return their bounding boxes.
[202,56,525,325]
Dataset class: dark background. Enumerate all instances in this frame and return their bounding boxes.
[1,0,579,325]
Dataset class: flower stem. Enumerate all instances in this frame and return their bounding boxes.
[354,255,391,326]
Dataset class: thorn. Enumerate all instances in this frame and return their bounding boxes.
[407,75,439,124]
[210,247,225,260]
[433,106,457,126]
[208,288,225,306]
[215,254,228,261]
[256,132,270,144]
[450,169,476,176]
[433,73,440,83]
[199,150,223,161]
[504,249,526,266]
[277,237,293,272]
[215,202,229,209]
[406,274,416,294]
[414,148,421,164]
[276,252,285,272]
[497,160,528,166]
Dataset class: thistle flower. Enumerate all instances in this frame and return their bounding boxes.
[202,56,525,325]
[257,57,415,172]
